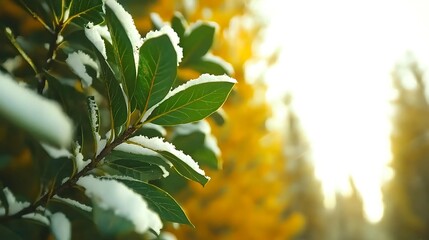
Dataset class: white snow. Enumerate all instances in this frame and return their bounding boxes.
[85,22,108,59]
[87,97,102,149]
[74,143,89,172]
[50,212,71,240]
[185,20,218,37]
[115,142,159,157]
[3,56,22,72]
[0,72,73,148]
[23,212,50,225]
[158,165,170,178]
[0,188,30,215]
[66,51,98,88]
[202,53,234,75]
[104,0,142,71]
[165,73,236,100]
[143,25,183,65]
[53,195,92,212]
[143,123,167,136]
[127,135,207,177]
[63,8,70,22]
[149,13,165,29]
[41,143,72,159]
[77,175,162,234]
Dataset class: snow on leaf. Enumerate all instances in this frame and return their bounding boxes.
[85,22,108,59]
[65,51,98,88]
[143,25,183,66]
[50,212,71,240]
[0,72,73,148]
[77,175,163,234]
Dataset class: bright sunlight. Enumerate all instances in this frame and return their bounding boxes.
[256,0,429,222]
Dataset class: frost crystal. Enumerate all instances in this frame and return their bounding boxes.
[66,51,98,88]
[51,212,71,240]
[77,175,163,234]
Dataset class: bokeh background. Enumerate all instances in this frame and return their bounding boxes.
[2,0,429,239]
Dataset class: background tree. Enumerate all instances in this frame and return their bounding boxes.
[283,97,327,240]
[382,53,429,240]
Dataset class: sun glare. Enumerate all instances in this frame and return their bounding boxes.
[256,0,429,222]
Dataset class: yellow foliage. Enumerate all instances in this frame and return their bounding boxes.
[134,1,305,239]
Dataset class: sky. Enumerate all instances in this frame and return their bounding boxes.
[255,0,429,222]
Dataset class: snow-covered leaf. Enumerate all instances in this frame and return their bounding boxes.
[50,212,71,240]
[104,159,167,182]
[171,12,187,39]
[0,72,73,148]
[124,136,210,186]
[182,21,217,65]
[146,74,236,126]
[136,34,177,114]
[115,178,192,225]
[104,0,141,111]
[92,43,128,137]
[77,175,163,234]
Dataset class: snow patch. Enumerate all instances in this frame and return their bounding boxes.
[66,51,98,88]
[77,175,162,234]
[143,25,183,65]
[50,212,71,240]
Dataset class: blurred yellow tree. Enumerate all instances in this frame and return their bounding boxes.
[382,53,429,239]
[135,1,305,239]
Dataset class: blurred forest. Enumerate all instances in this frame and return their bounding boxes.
[1,0,429,239]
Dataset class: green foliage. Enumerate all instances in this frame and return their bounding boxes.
[0,0,235,238]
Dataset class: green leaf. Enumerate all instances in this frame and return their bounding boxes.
[4,28,38,75]
[136,34,177,114]
[93,203,135,237]
[158,151,209,186]
[182,22,216,65]
[0,224,22,240]
[105,5,137,110]
[146,77,235,125]
[112,138,209,186]
[93,45,128,138]
[115,179,192,225]
[46,0,64,24]
[171,12,187,39]
[65,0,104,27]
[188,57,233,75]
[172,130,220,169]
[104,159,166,182]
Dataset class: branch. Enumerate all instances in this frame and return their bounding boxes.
[0,126,138,222]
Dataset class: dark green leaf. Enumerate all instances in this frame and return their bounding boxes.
[0,224,22,240]
[158,151,209,186]
[4,28,38,74]
[93,203,135,237]
[171,12,186,39]
[65,0,104,27]
[104,159,166,182]
[136,35,177,113]
[93,44,128,137]
[182,23,216,65]
[46,0,63,24]
[188,57,233,75]
[105,5,137,110]
[146,80,235,125]
[116,179,192,225]
[172,131,220,169]
[107,150,171,170]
